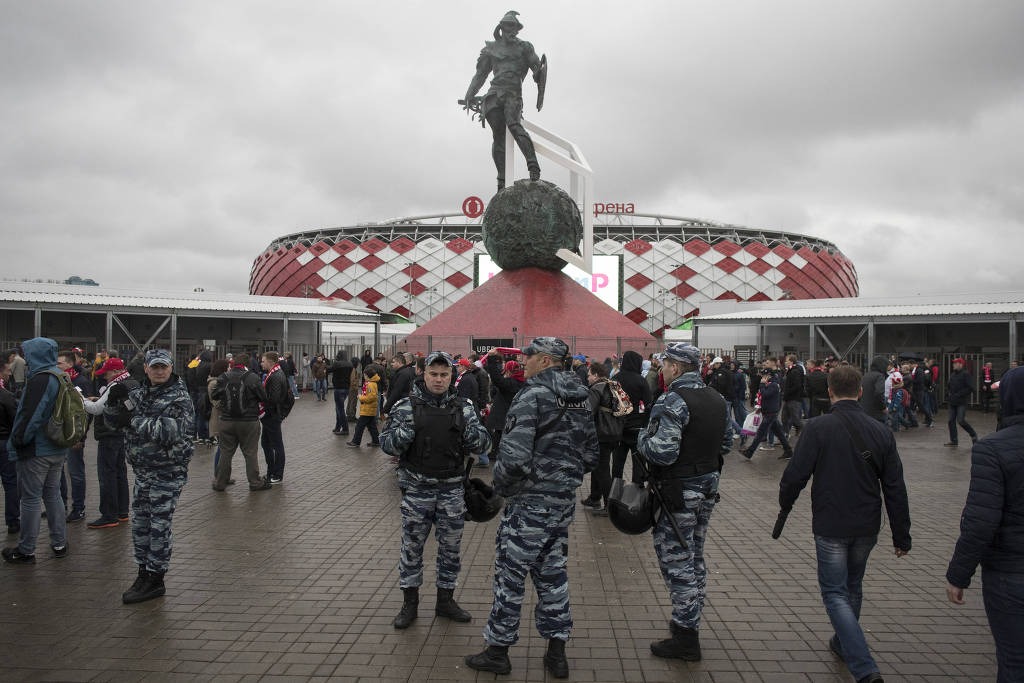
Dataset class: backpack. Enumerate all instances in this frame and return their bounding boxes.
[222,371,249,419]
[607,379,633,417]
[42,370,88,447]
[900,388,911,407]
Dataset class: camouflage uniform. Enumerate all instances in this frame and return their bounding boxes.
[109,359,194,575]
[636,367,731,632]
[381,377,490,590]
[483,354,599,646]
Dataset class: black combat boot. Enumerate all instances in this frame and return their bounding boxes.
[123,569,166,604]
[393,587,419,629]
[650,621,701,660]
[435,587,471,622]
[464,645,511,675]
[125,565,147,595]
[543,638,569,678]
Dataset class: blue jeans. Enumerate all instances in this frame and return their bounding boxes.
[815,535,878,680]
[947,404,977,443]
[65,444,86,514]
[287,375,299,398]
[333,389,349,432]
[731,399,747,435]
[314,378,327,400]
[983,567,1024,683]
[16,453,68,555]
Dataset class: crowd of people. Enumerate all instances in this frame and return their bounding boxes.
[0,337,1021,682]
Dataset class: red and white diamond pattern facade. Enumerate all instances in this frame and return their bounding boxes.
[250,214,858,336]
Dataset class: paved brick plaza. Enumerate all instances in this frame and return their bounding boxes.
[0,398,998,682]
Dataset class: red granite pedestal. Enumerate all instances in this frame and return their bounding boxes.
[402,267,655,357]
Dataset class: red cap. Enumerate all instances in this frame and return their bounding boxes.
[95,358,125,375]
[458,358,473,367]
[952,357,966,365]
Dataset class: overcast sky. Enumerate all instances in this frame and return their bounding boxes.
[3,1,1022,299]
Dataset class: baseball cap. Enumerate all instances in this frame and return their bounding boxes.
[663,343,701,365]
[457,358,473,367]
[711,356,723,365]
[95,358,125,376]
[145,349,173,367]
[572,354,586,361]
[425,351,454,367]
[520,337,569,359]
[952,357,967,365]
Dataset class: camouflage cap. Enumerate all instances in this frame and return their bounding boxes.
[145,349,173,366]
[425,350,454,367]
[520,337,569,360]
[663,343,701,366]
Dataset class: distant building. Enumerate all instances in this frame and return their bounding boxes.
[65,276,99,286]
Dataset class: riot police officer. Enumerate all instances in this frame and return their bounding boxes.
[636,343,731,660]
[380,351,490,629]
[465,337,599,679]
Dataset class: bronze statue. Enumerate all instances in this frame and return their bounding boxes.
[461,10,547,191]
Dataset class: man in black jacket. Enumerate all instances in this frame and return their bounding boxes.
[0,357,19,535]
[606,350,651,492]
[83,356,135,528]
[945,358,978,447]
[859,356,887,423]
[260,352,292,483]
[211,352,272,491]
[327,351,353,435]
[780,355,805,438]
[946,367,1024,681]
[483,350,526,462]
[383,354,415,417]
[778,365,911,683]
[805,360,831,418]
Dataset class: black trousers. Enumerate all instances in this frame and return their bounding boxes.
[588,441,615,503]
[260,416,286,478]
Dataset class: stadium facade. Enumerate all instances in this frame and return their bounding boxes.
[250,212,858,336]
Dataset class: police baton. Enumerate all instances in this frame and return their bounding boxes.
[771,507,791,539]
[633,454,689,551]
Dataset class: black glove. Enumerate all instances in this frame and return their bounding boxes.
[107,382,129,403]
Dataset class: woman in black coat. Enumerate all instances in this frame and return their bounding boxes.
[483,350,525,460]
[946,366,1024,682]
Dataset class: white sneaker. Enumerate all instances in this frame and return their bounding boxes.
[758,443,775,451]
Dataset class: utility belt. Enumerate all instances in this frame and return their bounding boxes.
[652,469,720,511]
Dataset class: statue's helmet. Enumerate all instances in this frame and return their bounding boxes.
[496,10,523,32]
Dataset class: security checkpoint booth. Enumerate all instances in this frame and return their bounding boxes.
[0,282,381,367]
[693,291,1024,408]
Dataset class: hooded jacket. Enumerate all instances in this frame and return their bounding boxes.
[616,350,652,430]
[6,337,67,462]
[860,356,888,420]
[358,372,380,417]
[384,363,416,414]
[947,367,1024,586]
[493,366,599,502]
[782,363,806,401]
[328,353,353,390]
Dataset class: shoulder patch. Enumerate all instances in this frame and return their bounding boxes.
[504,413,517,434]
[647,417,661,436]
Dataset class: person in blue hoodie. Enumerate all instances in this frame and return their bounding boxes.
[946,366,1024,683]
[2,337,70,564]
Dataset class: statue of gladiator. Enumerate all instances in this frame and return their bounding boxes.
[461,10,547,191]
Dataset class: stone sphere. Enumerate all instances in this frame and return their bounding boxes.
[481,180,584,270]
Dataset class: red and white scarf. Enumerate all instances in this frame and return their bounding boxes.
[259,364,280,417]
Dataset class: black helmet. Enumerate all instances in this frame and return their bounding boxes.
[607,480,655,535]
[464,477,504,523]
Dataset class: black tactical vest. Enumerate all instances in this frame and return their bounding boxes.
[648,386,727,480]
[403,397,466,478]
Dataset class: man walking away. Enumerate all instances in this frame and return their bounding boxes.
[945,358,978,447]
[608,350,652,489]
[382,353,416,417]
[781,354,805,439]
[2,337,70,564]
[806,360,831,418]
[945,366,1024,682]
[778,365,911,683]
[860,357,888,423]
[741,369,793,460]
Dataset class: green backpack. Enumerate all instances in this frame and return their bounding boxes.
[42,370,88,447]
